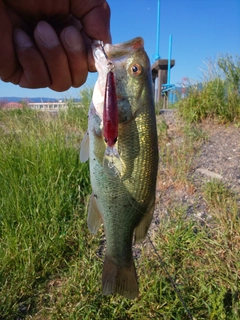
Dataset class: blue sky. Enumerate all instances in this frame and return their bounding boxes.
[0,0,239,99]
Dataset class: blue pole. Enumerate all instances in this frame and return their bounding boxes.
[167,34,172,84]
[155,0,161,60]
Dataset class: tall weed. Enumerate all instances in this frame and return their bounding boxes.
[178,54,240,123]
[0,108,90,318]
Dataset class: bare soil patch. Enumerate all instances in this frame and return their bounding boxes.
[154,110,240,228]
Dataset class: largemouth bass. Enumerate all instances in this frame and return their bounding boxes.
[80,37,159,299]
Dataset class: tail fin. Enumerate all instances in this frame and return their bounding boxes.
[102,254,139,299]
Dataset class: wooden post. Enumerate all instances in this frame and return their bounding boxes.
[152,59,175,103]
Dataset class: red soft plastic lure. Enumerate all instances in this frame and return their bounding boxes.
[103,70,118,148]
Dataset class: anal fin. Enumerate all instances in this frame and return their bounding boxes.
[87,193,102,234]
[134,208,154,244]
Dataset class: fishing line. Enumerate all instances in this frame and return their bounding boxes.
[147,235,193,320]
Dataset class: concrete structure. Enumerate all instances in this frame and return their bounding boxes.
[28,101,68,111]
[152,59,175,104]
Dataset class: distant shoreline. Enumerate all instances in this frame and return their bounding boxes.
[0,97,80,103]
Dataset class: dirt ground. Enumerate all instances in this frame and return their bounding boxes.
[153,110,240,230]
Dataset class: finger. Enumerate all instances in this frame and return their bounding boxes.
[71,0,111,43]
[0,3,19,83]
[34,21,72,91]
[70,0,111,73]
[60,26,88,87]
[13,28,51,88]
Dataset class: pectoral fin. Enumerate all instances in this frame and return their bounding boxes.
[87,193,102,234]
[103,146,123,177]
[80,131,89,162]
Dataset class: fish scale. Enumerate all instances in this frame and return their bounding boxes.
[80,37,159,299]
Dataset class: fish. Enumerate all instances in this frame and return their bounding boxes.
[80,37,159,299]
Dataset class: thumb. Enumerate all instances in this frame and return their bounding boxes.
[70,0,111,43]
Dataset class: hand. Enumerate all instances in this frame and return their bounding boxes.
[0,0,111,91]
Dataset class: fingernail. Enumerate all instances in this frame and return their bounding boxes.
[63,26,82,51]
[36,21,59,48]
[13,29,33,48]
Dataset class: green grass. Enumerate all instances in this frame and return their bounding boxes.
[0,106,91,319]
[177,54,240,124]
[0,88,239,319]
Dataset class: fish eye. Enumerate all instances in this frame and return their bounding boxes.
[130,63,142,76]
